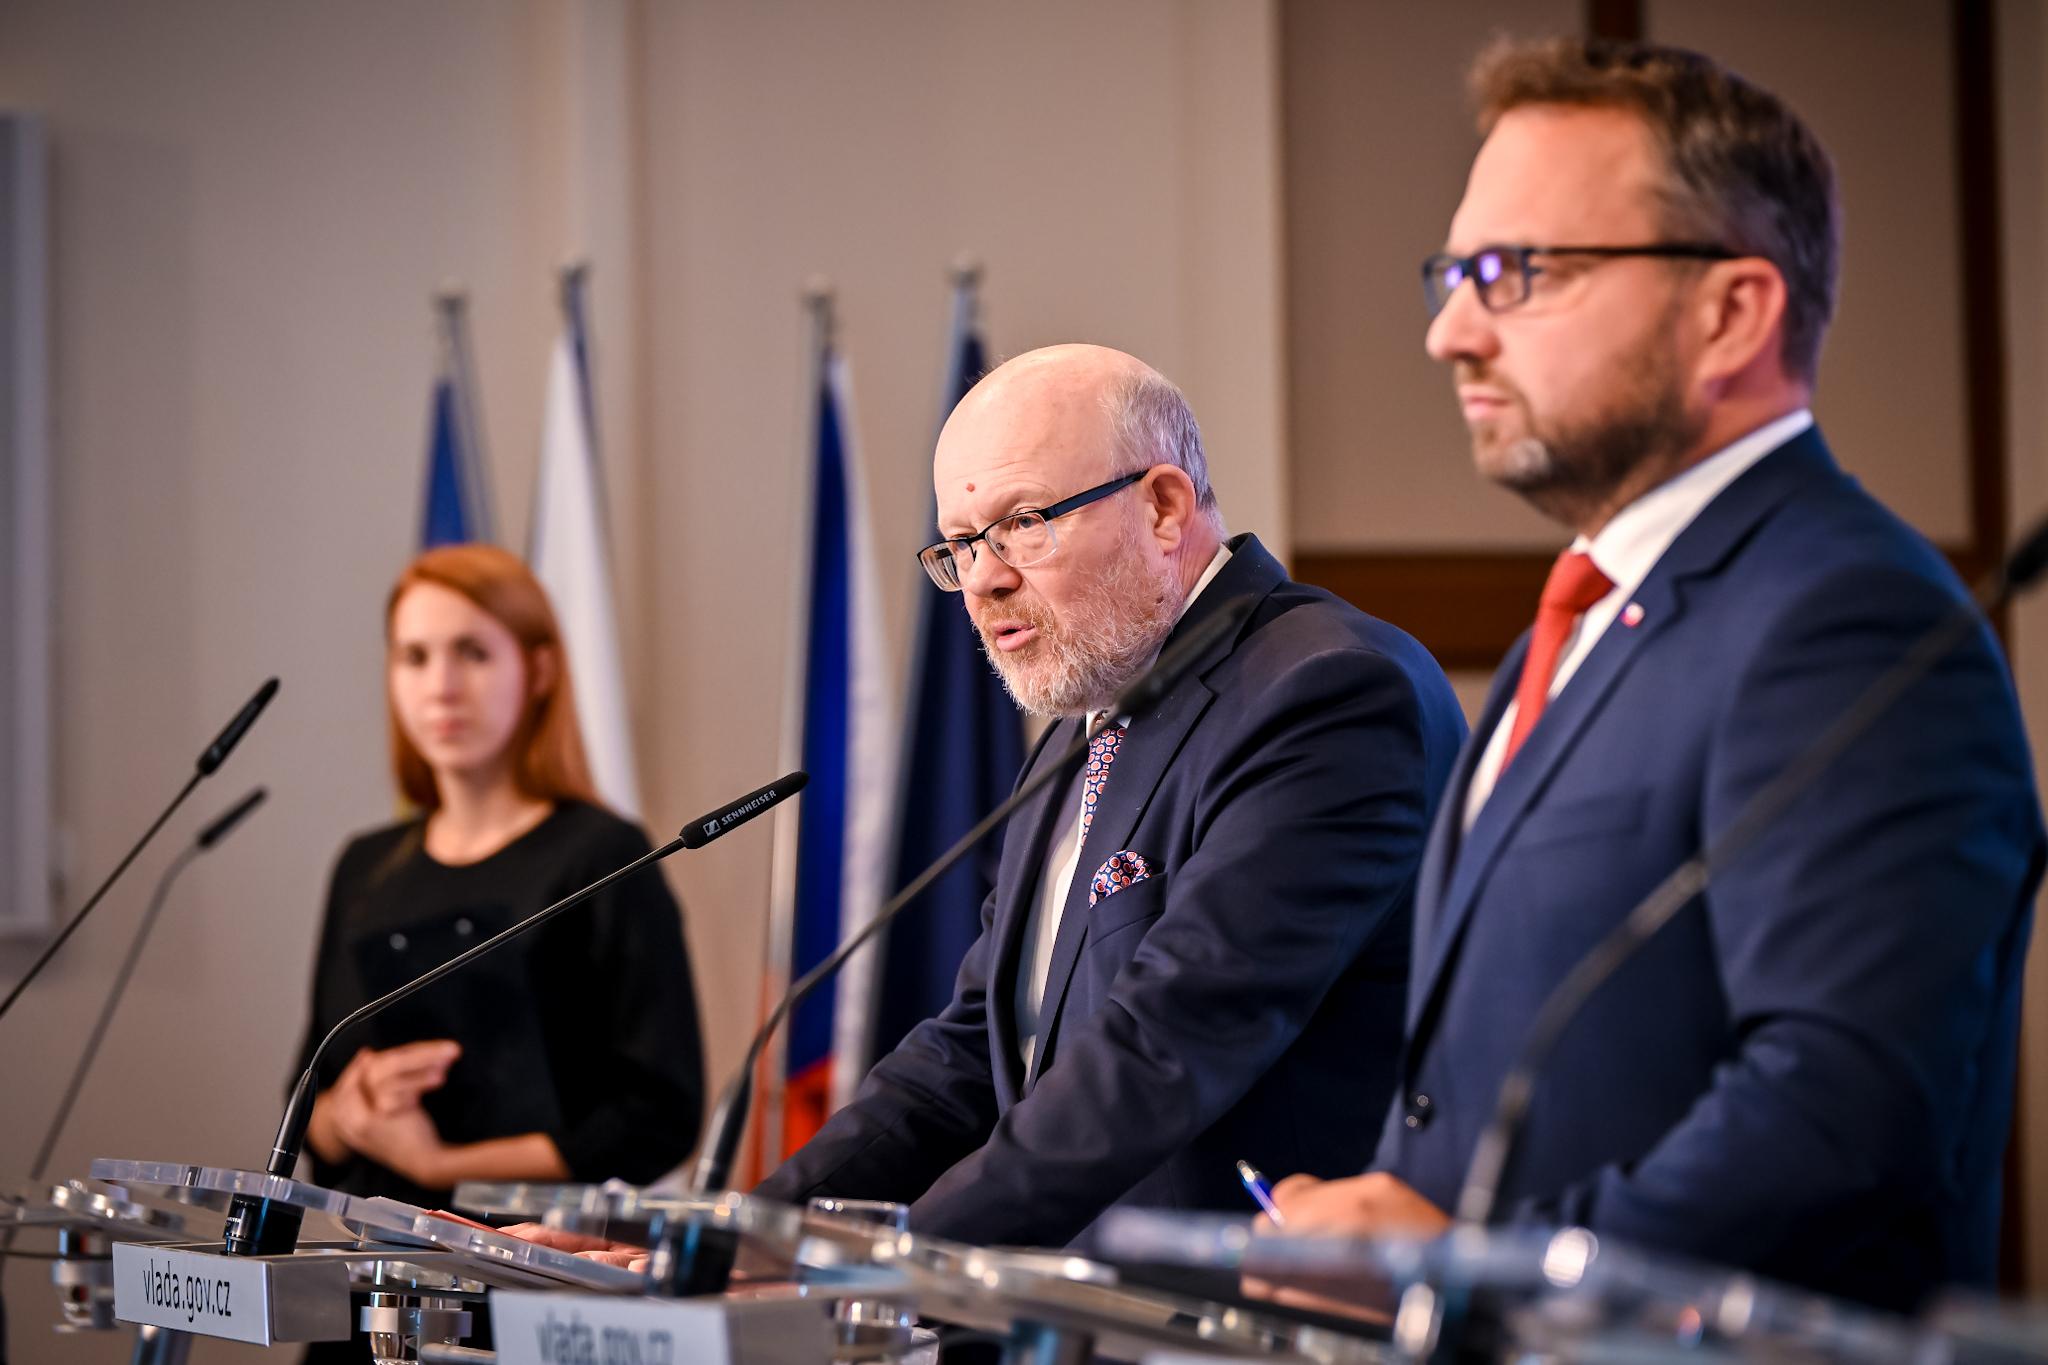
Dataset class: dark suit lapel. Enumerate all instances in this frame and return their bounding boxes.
[987,718,1082,1101]
[1023,533,1280,1088]
[1027,679,1219,1089]
[1406,427,1843,1049]
[1421,574,1691,990]
[1406,640,1523,1033]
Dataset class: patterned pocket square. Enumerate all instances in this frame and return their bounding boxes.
[1089,849,1152,906]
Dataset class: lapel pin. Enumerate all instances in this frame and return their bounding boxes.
[1622,601,1645,628]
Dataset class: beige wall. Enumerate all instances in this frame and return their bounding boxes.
[0,4,1286,1359]
[1646,0,1973,544]
[1286,0,1974,556]
[630,0,1287,1091]
[1284,0,1573,553]
[0,5,576,1361]
[4,8,2048,1362]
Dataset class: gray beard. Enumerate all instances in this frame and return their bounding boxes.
[978,551,1183,719]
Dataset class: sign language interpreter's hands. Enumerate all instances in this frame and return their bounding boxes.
[305,1040,462,1185]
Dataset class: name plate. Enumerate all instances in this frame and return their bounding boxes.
[492,1289,831,1365]
[111,1241,352,1345]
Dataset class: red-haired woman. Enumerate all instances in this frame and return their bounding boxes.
[293,544,702,1214]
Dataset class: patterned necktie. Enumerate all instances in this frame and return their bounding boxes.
[1500,549,1614,771]
[1079,722,1124,844]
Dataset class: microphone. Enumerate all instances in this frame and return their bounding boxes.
[197,678,280,776]
[688,593,1255,1200]
[1453,517,2048,1229]
[681,775,803,850]
[220,772,806,1258]
[23,790,267,1187]
[196,787,268,850]
[0,678,280,1023]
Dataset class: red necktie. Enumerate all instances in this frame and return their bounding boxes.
[1500,549,1613,771]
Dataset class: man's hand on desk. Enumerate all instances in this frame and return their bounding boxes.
[502,1222,796,1284]
[506,1222,650,1272]
[1240,1172,1452,1322]
[1269,1171,1451,1240]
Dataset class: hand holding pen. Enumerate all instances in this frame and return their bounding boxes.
[1236,1159,1285,1225]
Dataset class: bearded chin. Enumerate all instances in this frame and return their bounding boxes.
[1482,344,1702,511]
[978,564,1182,719]
[1484,434,1561,490]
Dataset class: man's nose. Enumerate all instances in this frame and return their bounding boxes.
[1425,276,1500,366]
[959,543,1021,598]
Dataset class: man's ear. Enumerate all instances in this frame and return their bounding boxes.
[1141,465,1199,553]
[1692,256,1791,387]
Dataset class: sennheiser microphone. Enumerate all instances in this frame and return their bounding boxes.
[687,594,1256,1202]
[23,789,268,1189]
[681,775,801,850]
[220,772,806,1258]
[0,678,280,1023]
[1453,517,2048,1229]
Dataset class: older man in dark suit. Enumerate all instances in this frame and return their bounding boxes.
[757,343,1466,1249]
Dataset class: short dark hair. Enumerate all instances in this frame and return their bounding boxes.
[1470,36,1839,382]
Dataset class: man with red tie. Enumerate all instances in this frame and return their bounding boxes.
[756,344,1468,1250]
[1266,37,2043,1312]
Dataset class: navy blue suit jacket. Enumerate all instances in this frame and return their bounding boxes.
[759,534,1466,1248]
[1376,429,2044,1311]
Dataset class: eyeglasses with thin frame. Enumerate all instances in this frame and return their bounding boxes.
[1421,242,1738,317]
[918,471,1145,592]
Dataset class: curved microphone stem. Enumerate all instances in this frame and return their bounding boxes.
[1454,540,2040,1227]
[0,773,201,1023]
[0,844,199,1267]
[692,713,1117,1194]
[28,844,202,1185]
[226,772,806,1256]
[689,597,1252,1196]
[24,788,266,1192]
[0,677,278,1024]
[264,835,686,1180]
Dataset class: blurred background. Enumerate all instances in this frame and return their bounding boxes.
[1,2,2044,1357]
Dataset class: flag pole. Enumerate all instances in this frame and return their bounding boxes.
[862,263,983,1076]
[558,261,605,470]
[827,304,896,1113]
[434,284,496,544]
[530,261,643,816]
[756,283,834,1177]
[943,256,982,413]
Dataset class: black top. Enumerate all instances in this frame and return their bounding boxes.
[293,800,704,1207]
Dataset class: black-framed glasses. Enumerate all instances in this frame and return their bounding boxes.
[1421,242,1738,317]
[918,471,1144,591]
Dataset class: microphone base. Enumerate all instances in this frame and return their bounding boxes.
[220,1193,304,1257]
[1407,1283,1510,1364]
[645,1216,739,1297]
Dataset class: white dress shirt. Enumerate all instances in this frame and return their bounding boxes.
[1462,409,1814,829]
[1014,542,1233,1071]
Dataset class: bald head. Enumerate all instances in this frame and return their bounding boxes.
[930,344,1226,717]
[937,344,1222,536]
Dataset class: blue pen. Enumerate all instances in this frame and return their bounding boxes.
[1235,1159,1285,1225]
